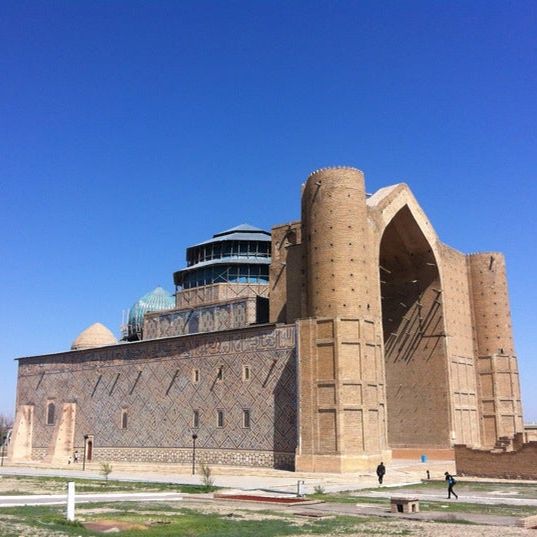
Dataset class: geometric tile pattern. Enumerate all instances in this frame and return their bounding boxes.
[16,324,297,466]
[144,298,256,339]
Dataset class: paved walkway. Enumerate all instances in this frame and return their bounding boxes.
[0,491,185,507]
[360,489,537,507]
[0,458,451,494]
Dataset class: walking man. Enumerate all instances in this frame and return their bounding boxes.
[445,471,458,499]
[376,461,386,485]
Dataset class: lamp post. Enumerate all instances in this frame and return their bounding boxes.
[82,435,88,471]
[0,435,5,467]
[191,433,198,475]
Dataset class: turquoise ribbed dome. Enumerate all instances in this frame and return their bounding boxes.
[127,287,174,339]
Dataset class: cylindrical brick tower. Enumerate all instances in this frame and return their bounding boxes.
[302,167,369,317]
[296,167,390,473]
[468,253,514,356]
[467,252,523,446]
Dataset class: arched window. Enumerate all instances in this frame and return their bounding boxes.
[243,409,251,429]
[46,402,55,425]
[121,410,128,430]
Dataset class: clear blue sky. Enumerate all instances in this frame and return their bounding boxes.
[1,1,536,422]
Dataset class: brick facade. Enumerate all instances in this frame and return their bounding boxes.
[275,167,524,471]
[144,297,259,340]
[455,437,537,480]
[12,325,297,469]
[10,166,526,473]
[175,282,268,310]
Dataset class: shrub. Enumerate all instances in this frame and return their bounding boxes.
[199,462,214,491]
[100,462,113,482]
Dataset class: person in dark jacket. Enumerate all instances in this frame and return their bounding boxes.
[445,471,458,499]
[376,462,386,485]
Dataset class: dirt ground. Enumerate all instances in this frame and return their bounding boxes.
[341,520,535,536]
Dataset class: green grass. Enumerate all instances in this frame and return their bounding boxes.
[395,479,537,498]
[0,490,38,496]
[428,518,479,525]
[309,490,537,518]
[309,492,370,504]
[0,502,406,537]
[413,499,537,518]
[87,509,365,537]
[0,504,88,536]
[1,475,214,494]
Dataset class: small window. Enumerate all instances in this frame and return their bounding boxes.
[217,366,223,381]
[193,410,200,428]
[243,409,251,429]
[193,369,200,383]
[121,410,128,430]
[46,402,55,425]
[217,410,224,428]
[242,365,251,381]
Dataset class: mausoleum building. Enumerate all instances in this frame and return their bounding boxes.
[9,167,524,472]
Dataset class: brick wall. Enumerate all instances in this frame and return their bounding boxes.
[455,442,537,479]
[296,167,389,472]
[91,447,294,469]
[439,244,481,447]
[467,253,523,446]
[269,221,305,324]
[175,282,268,309]
[15,324,297,469]
[144,297,258,339]
[30,445,294,469]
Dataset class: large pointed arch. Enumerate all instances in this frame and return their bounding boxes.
[369,186,452,449]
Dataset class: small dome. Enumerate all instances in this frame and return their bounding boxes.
[71,323,117,350]
[127,286,175,339]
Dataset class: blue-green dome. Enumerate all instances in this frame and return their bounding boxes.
[127,287,174,339]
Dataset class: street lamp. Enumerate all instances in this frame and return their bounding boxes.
[0,434,5,467]
[191,433,198,475]
[82,435,88,471]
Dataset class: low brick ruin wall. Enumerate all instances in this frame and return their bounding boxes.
[455,442,537,479]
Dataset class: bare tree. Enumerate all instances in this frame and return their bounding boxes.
[0,413,13,464]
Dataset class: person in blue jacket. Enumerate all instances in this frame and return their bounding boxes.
[444,471,458,499]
